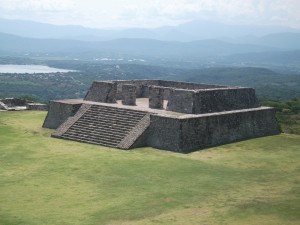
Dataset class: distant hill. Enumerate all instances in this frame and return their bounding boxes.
[229,32,300,50]
[0,32,278,59]
[1,18,299,41]
[220,50,300,66]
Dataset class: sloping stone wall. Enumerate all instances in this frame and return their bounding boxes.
[43,101,82,129]
[0,101,8,110]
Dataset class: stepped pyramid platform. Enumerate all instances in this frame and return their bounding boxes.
[43,80,280,153]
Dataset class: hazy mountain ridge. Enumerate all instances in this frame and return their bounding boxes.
[1,18,299,42]
[0,32,282,59]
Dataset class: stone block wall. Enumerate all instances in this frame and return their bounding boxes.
[179,107,279,152]
[122,84,136,105]
[43,101,82,129]
[84,81,117,103]
[146,107,280,153]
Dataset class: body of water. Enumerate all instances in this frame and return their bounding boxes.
[0,65,75,74]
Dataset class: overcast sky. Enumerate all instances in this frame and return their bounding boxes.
[0,0,299,28]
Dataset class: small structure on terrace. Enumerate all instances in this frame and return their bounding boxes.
[0,98,47,111]
[43,80,280,153]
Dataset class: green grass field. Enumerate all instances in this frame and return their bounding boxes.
[0,111,299,225]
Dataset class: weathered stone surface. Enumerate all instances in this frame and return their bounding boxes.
[42,101,82,129]
[84,81,117,103]
[149,86,164,109]
[122,84,136,105]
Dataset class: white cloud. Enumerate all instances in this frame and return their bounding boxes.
[0,0,299,28]
[0,0,75,11]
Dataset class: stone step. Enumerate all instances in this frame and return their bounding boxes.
[62,133,121,144]
[78,117,139,127]
[62,135,118,147]
[90,105,145,115]
[70,123,131,132]
[65,127,127,138]
[72,120,133,130]
[83,110,145,119]
[83,114,144,122]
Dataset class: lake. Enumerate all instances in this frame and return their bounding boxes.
[0,65,75,74]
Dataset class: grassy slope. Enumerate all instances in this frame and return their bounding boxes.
[0,111,299,225]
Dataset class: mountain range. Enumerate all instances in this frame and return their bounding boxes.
[1,18,300,42]
[1,18,300,70]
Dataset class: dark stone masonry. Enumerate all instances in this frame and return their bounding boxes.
[43,80,280,153]
[122,84,136,106]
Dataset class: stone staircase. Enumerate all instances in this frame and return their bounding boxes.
[0,101,9,110]
[52,104,150,149]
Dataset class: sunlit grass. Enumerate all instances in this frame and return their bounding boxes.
[0,111,299,225]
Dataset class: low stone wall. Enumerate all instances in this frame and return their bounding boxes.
[43,101,82,129]
[146,107,280,153]
[114,80,159,99]
[110,80,228,100]
[26,103,48,111]
[193,87,258,113]
[0,98,31,107]
[158,80,227,90]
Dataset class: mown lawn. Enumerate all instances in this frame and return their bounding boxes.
[0,111,299,225]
